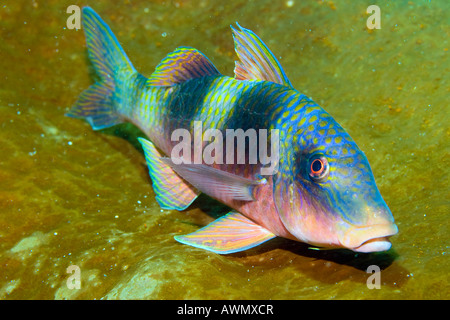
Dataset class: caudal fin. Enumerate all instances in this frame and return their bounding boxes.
[66,7,136,130]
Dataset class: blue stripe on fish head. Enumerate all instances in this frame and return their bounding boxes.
[273,102,397,251]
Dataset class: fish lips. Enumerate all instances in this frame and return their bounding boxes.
[339,223,398,253]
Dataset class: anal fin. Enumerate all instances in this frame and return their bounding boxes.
[175,211,276,254]
[138,138,199,210]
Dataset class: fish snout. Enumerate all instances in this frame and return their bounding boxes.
[339,222,398,253]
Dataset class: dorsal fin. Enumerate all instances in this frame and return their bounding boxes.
[147,46,221,86]
[231,23,293,88]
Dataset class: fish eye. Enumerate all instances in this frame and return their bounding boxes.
[308,154,329,182]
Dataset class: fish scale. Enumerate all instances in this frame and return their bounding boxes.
[68,7,398,254]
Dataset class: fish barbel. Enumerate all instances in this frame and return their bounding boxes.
[67,7,398,254]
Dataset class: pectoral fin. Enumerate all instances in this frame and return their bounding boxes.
[175,211,276,254]
[161,159,266,202]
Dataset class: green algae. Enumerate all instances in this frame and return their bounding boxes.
[0,0,448,299]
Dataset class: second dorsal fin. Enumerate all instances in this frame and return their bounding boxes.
[147,46,221,86]
[231,23,293,88]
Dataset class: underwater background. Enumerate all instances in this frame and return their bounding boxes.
[0,0,448,299]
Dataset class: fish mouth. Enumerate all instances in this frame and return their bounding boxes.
[340,223,398,253]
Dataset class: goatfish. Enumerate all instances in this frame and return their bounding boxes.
[67,7,398,254]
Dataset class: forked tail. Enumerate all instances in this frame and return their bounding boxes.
[66,7,136,130]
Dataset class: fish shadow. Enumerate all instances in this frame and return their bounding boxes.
[249,237,399,271]
[228,238,410,288]
[186,195,409,288]
[99,123,147,153]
